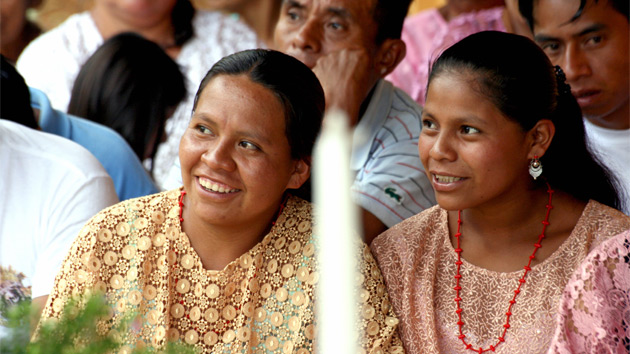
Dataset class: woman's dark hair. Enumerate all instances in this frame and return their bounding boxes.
[192,49,325,199]
[68,32,186,165]
[0,55,38,129]
[193,49,325,162]
[428,31,621,209]
[172,0,196,46]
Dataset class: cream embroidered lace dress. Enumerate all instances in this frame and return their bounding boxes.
[371,201,630,354]
[39,189,405,353]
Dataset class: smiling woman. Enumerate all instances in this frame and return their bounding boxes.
[371,31,630,354]
[35,49,405,353]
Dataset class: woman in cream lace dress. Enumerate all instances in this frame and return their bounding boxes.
[38,49,404,353]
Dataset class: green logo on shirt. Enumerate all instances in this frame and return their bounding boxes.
[384,187,403,205]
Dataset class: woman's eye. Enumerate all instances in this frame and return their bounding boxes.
[422,119,437,130]
[461,126,480,134]
[239,141,259,151]
[196,125,212,134]
[328,21,344,30]
[287,10,300,21]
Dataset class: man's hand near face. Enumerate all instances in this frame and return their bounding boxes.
[312,47,375,126]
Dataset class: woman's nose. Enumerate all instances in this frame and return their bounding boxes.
[201,141,237,172]
[428,133,456,162]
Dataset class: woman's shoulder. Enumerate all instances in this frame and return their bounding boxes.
[16,11,102,109]
[19,11,99,58]
[86,189,180,227]
[272,195,313,233]
[371,205,446,259]
[576,200,630,251]
[375,205,445,243]
[547,230,630,352]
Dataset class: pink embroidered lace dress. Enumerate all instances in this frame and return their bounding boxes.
[371,201,630,354]
[547,229,630,353]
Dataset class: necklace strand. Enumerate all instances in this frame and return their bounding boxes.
[454,184,554,353]
[178,190,187,223]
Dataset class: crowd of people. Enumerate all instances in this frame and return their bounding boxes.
[0,0,628,353]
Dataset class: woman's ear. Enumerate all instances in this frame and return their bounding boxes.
[527,119,555,158]
[375,39,406,77]
[287,159,311,189]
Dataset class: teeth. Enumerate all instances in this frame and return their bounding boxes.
[434,174,463,183]
[199,178,237,193]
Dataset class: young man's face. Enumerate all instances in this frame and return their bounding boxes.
[532,0,629,125]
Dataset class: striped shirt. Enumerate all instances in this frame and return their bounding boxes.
[351,80,436,227]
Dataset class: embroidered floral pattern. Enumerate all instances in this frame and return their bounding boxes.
[548,230,630,354]
[39,190,404,353]
[371,202,630,354]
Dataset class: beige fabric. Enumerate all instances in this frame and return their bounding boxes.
[39,189,404,353]
[371,200,630,354]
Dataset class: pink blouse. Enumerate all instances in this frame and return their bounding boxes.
[371,201,630,353]
[387,7,506,106]
[547,230,630,353]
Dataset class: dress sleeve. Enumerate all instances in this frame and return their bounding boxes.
[36,202,121,329]
[547,230,630,354]
[357,243,406,353]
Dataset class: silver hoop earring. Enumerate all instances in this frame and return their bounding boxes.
[529,155,542,180]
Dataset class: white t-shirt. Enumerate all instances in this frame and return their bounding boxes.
[584,119,630,214]
[0,120,118,301]
[17,10,262,188]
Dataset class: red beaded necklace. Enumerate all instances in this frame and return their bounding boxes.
[178,189,187,223]
[453,184,554,353]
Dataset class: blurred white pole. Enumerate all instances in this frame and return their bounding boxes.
[313,110,360,354]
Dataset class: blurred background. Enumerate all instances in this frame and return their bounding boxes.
[31,0,446,31]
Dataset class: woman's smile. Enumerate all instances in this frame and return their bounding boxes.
[197,176,240,194]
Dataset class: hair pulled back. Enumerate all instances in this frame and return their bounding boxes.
[428,31,621,209]
[192,49,325,201]
[193,49,325,163]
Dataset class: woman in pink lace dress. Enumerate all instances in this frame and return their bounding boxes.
[371,31,630,354]
[548,229,630,354]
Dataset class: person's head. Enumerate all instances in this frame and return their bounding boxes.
[519,0,629,125]
[273,0,411,80]
[420,31,620,211]
[0,0,42,62]
[68,32,186,163]
[0,55,38,129]
[93,0,195,46]
[180,49,324,228]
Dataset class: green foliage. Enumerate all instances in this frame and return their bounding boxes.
[1,295,196,354]
[0,298,34,353]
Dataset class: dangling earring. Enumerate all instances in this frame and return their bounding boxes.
[529,155,542,180]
